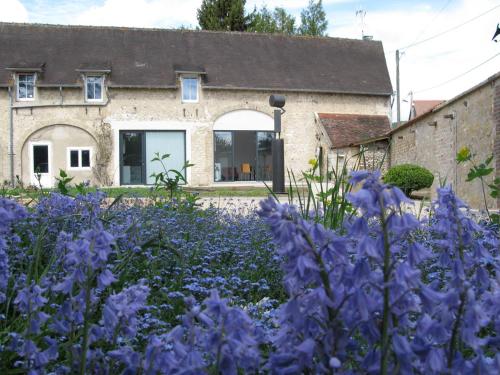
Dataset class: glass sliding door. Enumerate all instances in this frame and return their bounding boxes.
[213,131,274,182]
[233,131,256,181]
[256,132,273,181]
[145,132,185,184]
[121,131,144,185]
[120,131,186,185]
[214,131,233,182]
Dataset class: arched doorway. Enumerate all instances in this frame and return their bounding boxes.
[213,110,274,182]
[21,125,97,187]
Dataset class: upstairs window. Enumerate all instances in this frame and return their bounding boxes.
[17,73,35,101]
[68,147,92,170]
[181,77,199,103]
[85,75,104,102]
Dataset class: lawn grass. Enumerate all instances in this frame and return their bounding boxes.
[1,185,273,198]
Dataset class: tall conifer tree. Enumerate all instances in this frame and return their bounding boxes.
[197,0,247,31]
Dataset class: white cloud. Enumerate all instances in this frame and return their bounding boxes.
[73,0,200,29]
[247,0,354,10]
[72,0,353,28]
[0,0,29,22]
[327,0,500,119]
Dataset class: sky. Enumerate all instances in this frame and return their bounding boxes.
[1,0,499,120]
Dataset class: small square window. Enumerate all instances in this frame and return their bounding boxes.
[67,148,92,170]
[81,150,90,167]
[17,73,36,101]
[181,77,199,102]
[70,150,79,168]
[85,76,104,102]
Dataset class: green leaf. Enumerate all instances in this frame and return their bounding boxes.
[485,154,494,166]
[466,167,493,181]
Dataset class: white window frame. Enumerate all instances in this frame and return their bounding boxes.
[67,147,92,170]
[181,76,199,103]
[85,75,104,102]
[17,73,36,101]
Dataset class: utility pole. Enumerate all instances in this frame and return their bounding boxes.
[396,49,401,126]
[408,90,413,120]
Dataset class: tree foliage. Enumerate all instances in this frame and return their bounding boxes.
[197,0,247,31]
[247,6,296,34]
[196,0,327,36]
[299,0,328,36]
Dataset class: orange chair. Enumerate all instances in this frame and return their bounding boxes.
[241,163,251,181]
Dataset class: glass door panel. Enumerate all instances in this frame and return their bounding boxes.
[256,132,273,181]
[233,131,256,181]
[121,132,143,185]
[146,132,185,184]
[30,143,52,187]
[214,131,233,181]
[33,145,49,173]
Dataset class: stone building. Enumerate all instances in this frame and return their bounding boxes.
[389,72,500,209]
[316,113,391,175]
[0,22,392,188]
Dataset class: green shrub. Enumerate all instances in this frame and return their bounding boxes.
[383,164,434,196]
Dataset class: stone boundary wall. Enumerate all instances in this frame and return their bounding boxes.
[390,76,498,209]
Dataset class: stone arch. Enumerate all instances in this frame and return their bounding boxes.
[20,124,98,152]
[21,124,99,186]
[211,105,273,123]
[213,109,274,131]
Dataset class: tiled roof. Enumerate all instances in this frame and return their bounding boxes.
[0,22,392,95]
[318,113,391,148]
[410,100,444,119]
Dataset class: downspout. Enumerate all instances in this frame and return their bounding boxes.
[8,86,14,187]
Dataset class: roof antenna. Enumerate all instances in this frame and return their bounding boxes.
[356,8,373,40]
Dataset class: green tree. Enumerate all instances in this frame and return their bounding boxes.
[273,7,296,34]
[247,6,296,34]
[197,0,247,31]
[247,6,277,33]
[299,0,328,36]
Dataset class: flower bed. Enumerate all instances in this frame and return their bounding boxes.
[0,172,499,374]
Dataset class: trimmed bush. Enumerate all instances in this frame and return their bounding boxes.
[383,164,434,196]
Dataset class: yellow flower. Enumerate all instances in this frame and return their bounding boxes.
[308,159,318,168]
[456,147,471,163]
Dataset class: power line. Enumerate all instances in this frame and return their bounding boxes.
[413,52,499,94]
[400,3,500,50]
[407,0,453,48]
[385,3,500,54]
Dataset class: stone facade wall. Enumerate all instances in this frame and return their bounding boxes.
[390,77,498,209]
[0,83,390,187]
[359,140,390,174]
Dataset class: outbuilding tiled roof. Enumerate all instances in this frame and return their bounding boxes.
[409,100,444,120]
[0,22,392,95]
[318,113,391,148]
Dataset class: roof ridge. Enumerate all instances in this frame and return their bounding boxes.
[0,21,381,43]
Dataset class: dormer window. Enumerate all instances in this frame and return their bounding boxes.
[85,75,104,102]
[181,76,199,103]
[17,73,36,101]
